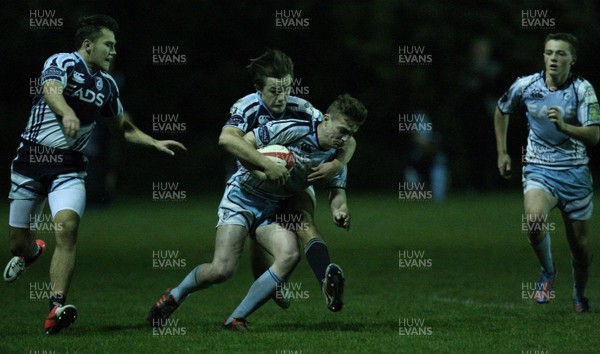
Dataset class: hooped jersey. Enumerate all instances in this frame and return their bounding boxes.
[22,52,123,151]
[228,118,347,202]
[498,71,600,169]
[225,92,322,133]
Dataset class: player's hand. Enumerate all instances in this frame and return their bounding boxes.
[307,160,342,183]
[62,114,80,138]
[263,160,289,185]
[154,140,187,156]
[497,153,512,179]
[548,106,566,132]
[333,210,351,230]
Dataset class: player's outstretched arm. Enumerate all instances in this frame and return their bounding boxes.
[548,106,600,145]
[107,113,186,156]
[494,106,512,179]
[43,81,80,138]
[307,137,356,183]
[329,188,350,231]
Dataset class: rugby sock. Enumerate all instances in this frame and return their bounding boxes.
[48,294,65,312]
[224,267,284,325]
[26,243,41,259]
[530,232,555,275]
[305,238,330,285]
[171,265,202,303]
[572,257,591,299]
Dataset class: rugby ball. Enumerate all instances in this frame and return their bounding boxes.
[258,145,295,170]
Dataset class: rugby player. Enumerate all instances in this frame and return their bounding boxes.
[219,49,357,310]
[494,33,599,312]
[3,15,186,334]
[147,94,367,330]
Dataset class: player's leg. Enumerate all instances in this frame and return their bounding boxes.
[148,224,248,327]
[290,188,345,311]
[4,170,49,283]
[288,189,330,283]
[562,217,592,312]
[4,198,47,282]
[44,179,86,334]
[186,224,248,289]
[557,166,594,312]
[224,223,299,330]
[524,188,558,303]
[249,238,274,279]
[247,236,291,309]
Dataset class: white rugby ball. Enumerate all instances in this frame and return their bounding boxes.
[258,145,295,170]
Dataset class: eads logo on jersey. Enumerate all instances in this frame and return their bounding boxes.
[71,88,105,107]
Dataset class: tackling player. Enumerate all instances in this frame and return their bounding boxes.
[147,94,367,330]
[219,49,356,311]
[494,33,599,312]
[3,15,186,334]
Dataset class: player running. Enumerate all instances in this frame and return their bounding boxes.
[3,15,186,334]
[494,33,598,312]
[147,94,367,330]
[219,49,356,311]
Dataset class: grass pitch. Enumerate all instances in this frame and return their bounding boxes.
[1,192,599,353]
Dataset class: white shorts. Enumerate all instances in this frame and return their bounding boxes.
[9,170,86,228]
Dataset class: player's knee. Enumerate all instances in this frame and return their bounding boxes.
[211,263,236,283]
[54,221,78,249]
[296,214,320,240]
[572,236,590,258]
[524,212,548,237]
[276,248,300,273]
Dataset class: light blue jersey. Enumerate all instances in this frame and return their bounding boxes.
[228,118,346,203]
[498,71,599,169]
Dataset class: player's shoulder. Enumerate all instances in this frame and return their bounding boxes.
[571,74,595,91]
[286,96,321,117]
[513,71,544,89]
[264,117,313,133]
[44,52,78,69]
[568,75,597,103]
[98,71,120,92]
[269,116,313,126]
[230,92,260,116]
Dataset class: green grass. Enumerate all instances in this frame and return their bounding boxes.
[1,192,599,353]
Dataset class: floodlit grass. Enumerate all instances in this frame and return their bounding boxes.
[1,192,598,353]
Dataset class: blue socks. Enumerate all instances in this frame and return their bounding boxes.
[224,267,284,325]
[530,233,555,275]
[170,265,203,302]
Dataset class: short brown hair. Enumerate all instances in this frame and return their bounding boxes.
[326,94,368,126]
[544,33,578,57]
[75,15,118,49]
[246,49,294,89]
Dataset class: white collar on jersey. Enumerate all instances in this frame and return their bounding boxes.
[73,51,97,77]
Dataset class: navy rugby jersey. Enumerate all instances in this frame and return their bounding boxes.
[225,92,322,132]
[22,52,123,152]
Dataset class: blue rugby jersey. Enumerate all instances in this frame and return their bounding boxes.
[228,118,346,202]
[22,52,123,151]
[498,71,600,168]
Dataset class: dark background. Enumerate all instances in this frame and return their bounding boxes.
[2,0,600,197]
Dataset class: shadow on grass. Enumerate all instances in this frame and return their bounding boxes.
[260,320,389,332]
[62,322,151,336]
